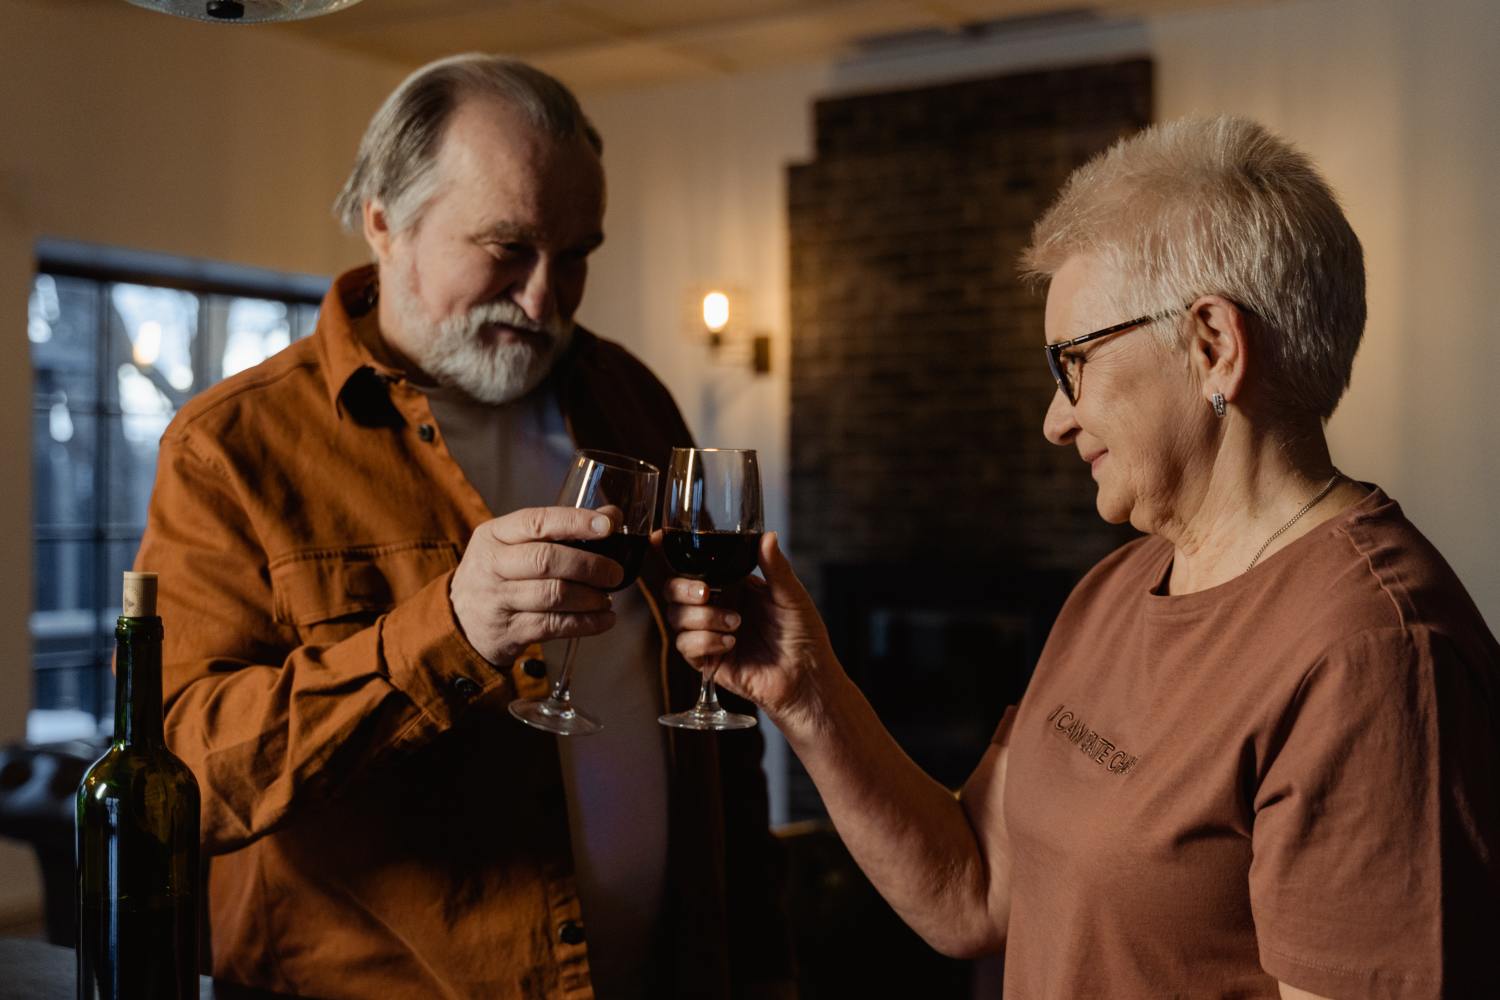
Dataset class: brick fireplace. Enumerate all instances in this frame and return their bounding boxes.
[777,57,1154,998]
[786,58,1152,816]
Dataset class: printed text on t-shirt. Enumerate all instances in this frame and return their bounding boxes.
[1045,704,1139,775]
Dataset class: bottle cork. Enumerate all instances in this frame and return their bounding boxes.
[122,572,158,618]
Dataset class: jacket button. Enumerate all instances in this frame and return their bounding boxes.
[558,920,585,945]
[522,658,547,679]
[451,676,481,699]
[417,423,436,442]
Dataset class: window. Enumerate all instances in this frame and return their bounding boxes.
[28,242,326,742]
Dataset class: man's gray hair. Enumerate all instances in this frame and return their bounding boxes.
[333,53,602,236]
[1021,115,1365,420]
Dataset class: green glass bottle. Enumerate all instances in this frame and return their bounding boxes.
[76,571,201,999]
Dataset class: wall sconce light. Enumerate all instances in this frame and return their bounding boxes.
[689,286,771,376]
[703,290,730,349]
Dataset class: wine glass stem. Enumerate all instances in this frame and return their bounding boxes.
[696,666,723,714]
[693,581,729,716]
[549,638,581,707]
[694,585,728,715]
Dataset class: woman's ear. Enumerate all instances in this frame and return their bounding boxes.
[1187,295,1249,409]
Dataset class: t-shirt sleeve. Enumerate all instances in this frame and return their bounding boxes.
[1249,626,1500,999]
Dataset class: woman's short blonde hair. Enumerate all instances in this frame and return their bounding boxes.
[1021,115,1365,419]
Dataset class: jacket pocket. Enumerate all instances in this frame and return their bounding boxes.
[268,540,460,643]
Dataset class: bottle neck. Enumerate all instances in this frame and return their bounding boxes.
[114,616,164,747]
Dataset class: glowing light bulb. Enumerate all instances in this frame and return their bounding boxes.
[702,291,730,334]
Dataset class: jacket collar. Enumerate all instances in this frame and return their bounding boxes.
[315,264,407,419]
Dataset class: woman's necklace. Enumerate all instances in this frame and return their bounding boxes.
[1245,471,1344,572]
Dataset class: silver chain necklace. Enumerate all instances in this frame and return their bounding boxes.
[1245,471,1343,572]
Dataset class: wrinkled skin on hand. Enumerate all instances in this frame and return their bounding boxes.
[450,505,624,665]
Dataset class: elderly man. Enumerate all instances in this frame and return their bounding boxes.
[137,55,790,999]
[668,116,1500,999]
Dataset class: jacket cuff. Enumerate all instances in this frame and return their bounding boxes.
[379,569,509,733]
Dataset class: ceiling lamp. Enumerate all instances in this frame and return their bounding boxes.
[122,0,365,23]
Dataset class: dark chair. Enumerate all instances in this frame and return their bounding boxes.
[0,739,107,946]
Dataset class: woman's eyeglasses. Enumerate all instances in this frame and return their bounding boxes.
[1043,310,1180,405]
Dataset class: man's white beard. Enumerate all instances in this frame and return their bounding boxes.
[399,286,573,405]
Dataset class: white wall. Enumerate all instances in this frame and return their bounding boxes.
[0,0,401,925]
[1152,0,1500,619]
[578,0,1500,648]
[575,66,834,825]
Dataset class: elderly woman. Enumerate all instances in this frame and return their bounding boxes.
[667,117,1500,999]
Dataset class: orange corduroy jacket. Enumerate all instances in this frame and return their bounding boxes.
[136,265,793,999]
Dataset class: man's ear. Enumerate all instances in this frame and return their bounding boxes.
[1187,295,1249,408]
[363,199,396,262]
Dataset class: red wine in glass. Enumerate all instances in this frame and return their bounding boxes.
[660,529,762,589]
[510,449,659,736]
[566,533,649,591]
[658,448,762,732]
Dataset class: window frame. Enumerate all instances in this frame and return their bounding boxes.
[30,244,326,735]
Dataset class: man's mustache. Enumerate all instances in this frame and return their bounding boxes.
[450,300,569,340]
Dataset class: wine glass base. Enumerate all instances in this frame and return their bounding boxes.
[510,697,603,736]
[658,708,758,731]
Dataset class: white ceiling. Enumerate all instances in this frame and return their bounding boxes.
[264,0,1256,90]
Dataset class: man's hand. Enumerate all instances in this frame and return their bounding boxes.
[450,506,624,665]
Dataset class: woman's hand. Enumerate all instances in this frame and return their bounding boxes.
[662,531,840,729]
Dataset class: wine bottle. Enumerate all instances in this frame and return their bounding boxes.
[76,571,201,999]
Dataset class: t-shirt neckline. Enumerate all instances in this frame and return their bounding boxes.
[1144,483,1389,614]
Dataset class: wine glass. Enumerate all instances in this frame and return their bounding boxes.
[658,447,763,731]
[509,449,658,736]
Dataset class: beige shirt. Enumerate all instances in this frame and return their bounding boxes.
[997,487,1500,999]
[424,383,670,1000]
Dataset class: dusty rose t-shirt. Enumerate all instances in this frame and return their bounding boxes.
[999,488,1500,999]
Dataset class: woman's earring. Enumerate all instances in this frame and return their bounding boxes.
[1211,392,1227,418]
